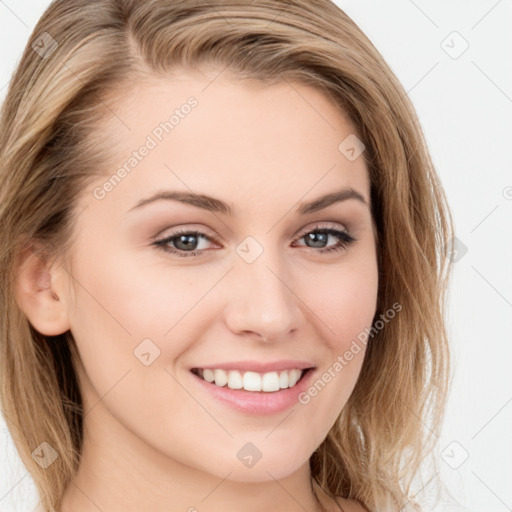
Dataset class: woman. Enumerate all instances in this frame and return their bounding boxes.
[0,1,454,511]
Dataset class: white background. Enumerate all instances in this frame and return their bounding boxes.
[0,1,511,511]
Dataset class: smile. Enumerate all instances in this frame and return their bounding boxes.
[191,368,310,392]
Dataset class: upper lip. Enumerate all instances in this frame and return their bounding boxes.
[191,359,316,373]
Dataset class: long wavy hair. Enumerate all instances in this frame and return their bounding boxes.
[0,1,454,511]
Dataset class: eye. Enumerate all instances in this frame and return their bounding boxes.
[292,224,357,254]
[152,224,357,258]
[153,229,215,258]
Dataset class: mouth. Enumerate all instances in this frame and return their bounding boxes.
[190,367,314,393]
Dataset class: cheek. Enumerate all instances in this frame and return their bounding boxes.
[66,255,204,444]
[66,247,222,412]
[68,242,207,338]
[292,258,378,422]
[302,258,379,349]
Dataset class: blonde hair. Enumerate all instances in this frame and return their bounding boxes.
[0,1,454,511]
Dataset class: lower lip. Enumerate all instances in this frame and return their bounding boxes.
[190,369,316,415]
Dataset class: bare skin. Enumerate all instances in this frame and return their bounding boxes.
[16,67,377,512]
[312,479,369,511]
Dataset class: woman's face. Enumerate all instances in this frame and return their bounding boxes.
[60,69,378,483]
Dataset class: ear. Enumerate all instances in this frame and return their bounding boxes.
[14,240,71,336]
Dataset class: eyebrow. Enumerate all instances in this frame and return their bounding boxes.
[128,187,368,216]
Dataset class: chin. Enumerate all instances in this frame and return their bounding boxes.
[210,446,309,483]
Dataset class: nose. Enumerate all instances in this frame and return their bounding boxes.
[222,247,304,343]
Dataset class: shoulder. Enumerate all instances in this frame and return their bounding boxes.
[335,496,369,512]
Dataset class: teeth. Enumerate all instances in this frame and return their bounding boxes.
[228,370,243,389]
[214,369,228,387]
[279,370,289,389]
[203,369,215,383]
[243,371,262,391]
[288,369,301,387]
[196,368,306,392]
[262,372,280,392]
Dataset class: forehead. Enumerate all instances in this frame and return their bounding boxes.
[82,70,370,217]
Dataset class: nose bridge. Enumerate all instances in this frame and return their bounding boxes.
[223,238,303,339]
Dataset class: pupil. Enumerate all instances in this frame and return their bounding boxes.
[307,232,327,248]
[176,234,197,250]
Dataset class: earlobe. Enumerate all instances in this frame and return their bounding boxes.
[14,241,71,336]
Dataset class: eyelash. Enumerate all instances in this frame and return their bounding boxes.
[152,224,357,258]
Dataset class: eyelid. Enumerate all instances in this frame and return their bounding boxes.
[154,221,351,245]
[153,223,218,243]
[294,221,350,239]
